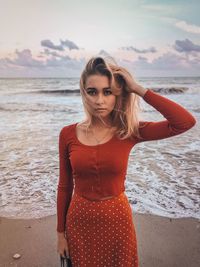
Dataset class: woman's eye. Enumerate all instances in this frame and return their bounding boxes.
[88,91,96,95]
[105,91,112,95]
[87,90,112,96]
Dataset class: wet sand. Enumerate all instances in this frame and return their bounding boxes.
[0,213,199,267]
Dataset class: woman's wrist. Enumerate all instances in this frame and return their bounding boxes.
[132,85,148,97]
[57,231,65,238]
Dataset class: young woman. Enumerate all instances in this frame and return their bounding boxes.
[56,57,196,267]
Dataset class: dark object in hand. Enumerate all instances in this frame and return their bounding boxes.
[60,251,72,267]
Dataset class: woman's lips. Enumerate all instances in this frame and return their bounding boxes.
[96,108,107,111]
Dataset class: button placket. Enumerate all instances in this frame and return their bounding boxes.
[92,148,98,193]
[90,147,102,194]
[96,146,101,192]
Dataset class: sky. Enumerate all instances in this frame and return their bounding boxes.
[0,0,200,77]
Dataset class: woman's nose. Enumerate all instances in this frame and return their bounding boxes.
[96,94,105,104]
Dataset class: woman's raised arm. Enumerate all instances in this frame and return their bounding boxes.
[136,89,196,142]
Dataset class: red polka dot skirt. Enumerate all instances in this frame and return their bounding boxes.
[66,192,139,267]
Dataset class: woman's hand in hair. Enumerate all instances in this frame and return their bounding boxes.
[114,67,145,96]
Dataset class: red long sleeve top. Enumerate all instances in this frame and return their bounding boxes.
[56,89,196,233]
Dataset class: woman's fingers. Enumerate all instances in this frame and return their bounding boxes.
[60,250,68,258]
[62,248,69,258]
[57,238,69,258]
[64,249,69,258]
[113,66,141,93]
[114,69,132,81]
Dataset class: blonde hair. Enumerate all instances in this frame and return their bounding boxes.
[79,56,143,140]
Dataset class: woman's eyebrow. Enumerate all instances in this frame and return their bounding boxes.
[86,87,111,90]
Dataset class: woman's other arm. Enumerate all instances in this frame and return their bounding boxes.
[56,127,74,234]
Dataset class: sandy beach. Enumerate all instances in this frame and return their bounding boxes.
[0,213,199,267]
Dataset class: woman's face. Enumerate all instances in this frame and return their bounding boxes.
[84,74,116,119]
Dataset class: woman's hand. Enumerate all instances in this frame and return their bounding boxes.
[57,234,70,258]
[114,67,147,96]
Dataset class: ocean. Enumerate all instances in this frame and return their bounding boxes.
[0,77,199,219]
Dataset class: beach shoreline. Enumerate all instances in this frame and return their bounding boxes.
[0,213,199,267]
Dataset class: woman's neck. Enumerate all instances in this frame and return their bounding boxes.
[91,118,113,129]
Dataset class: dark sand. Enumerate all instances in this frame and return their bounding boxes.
[0,213,199,267]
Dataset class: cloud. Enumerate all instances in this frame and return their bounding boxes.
[149,52,189,69]
[60,39,79,50]
[138,56,148,62]
[41,48,71,58]
[173,39,200,53]
[0,47,88,77]
[41,38,80,51]
[120,46,157,53]
[5,49,45,68]
[41,39,64,51]
[45,56,76,67]
[175,20,200,34]
[123,51,200,72]
[98,49,111,57]
[1,40,200,77]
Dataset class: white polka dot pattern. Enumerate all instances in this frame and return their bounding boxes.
[66,192,139,267]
